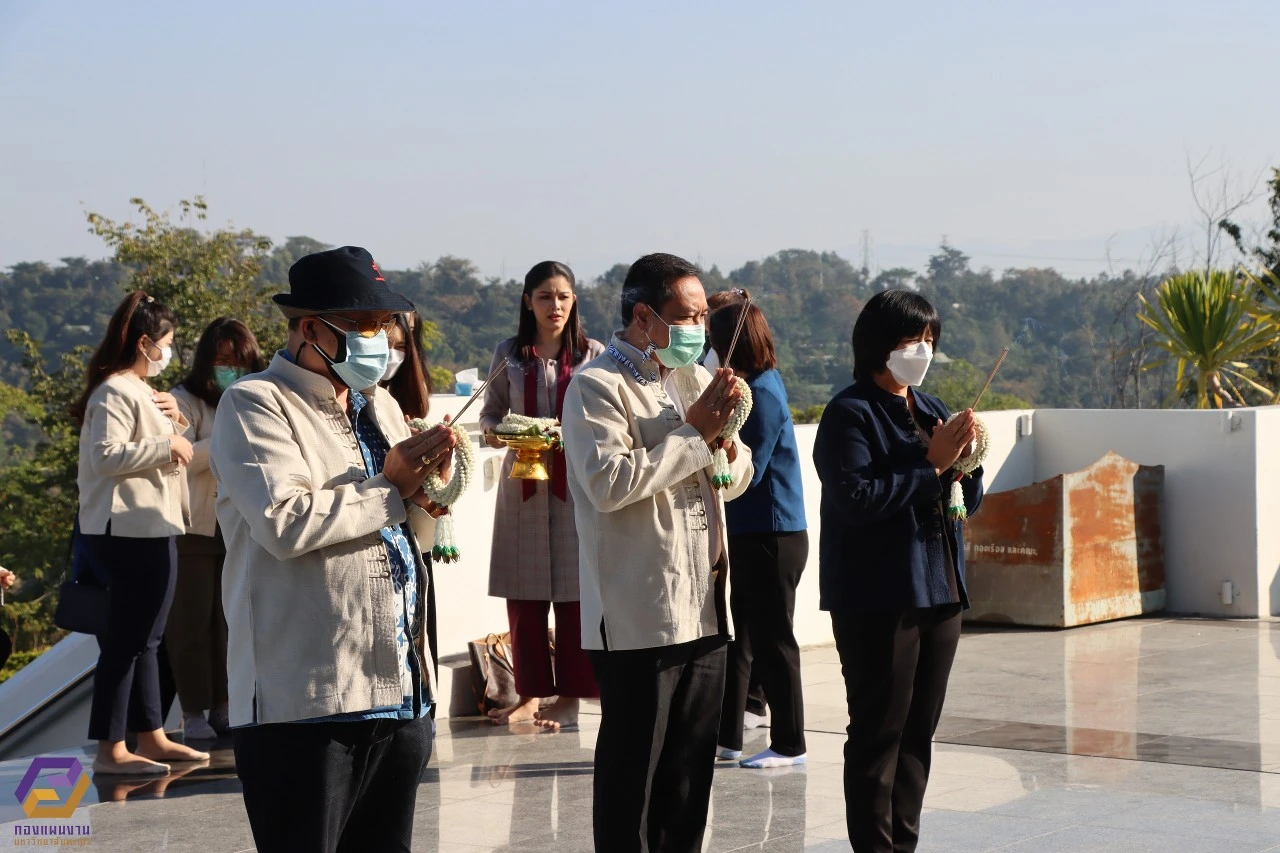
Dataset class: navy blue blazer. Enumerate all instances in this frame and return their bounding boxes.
[726,369,807,536]
[813,381,984,613]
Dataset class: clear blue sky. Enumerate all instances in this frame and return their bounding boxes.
[2,0,1277,280]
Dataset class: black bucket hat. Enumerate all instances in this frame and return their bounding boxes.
[273,246,414,317]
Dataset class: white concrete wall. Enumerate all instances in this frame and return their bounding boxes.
[433,394,1280,670]
[1028,409,1263,617]
[1254,409,1280,618]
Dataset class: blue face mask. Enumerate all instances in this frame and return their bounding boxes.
[213,365,247,391]
[312,317,391,390]
[648,311,706,369]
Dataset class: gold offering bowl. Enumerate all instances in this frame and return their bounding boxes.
[495,434,559,480]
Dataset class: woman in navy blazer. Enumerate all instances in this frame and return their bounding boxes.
[708,294,810,770]
[813,290,983,853]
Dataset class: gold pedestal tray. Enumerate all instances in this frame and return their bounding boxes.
[495,434,559,480]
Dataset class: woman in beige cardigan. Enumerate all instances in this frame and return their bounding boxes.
[72,291,210,777]
[479,261,604,731]
[168,318,266,741]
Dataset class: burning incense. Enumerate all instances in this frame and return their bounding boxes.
[970,346,1010,411]
[722,295,752,367]
[451,357,509,423]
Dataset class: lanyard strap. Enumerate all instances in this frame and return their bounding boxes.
[606,344,658,386]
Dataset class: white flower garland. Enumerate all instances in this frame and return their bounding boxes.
[712,378,753,489]
[495,414,561,441]
[407,419,474,562]
[945,414,989,521]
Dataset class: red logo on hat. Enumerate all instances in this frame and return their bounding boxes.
[371,261,385,282]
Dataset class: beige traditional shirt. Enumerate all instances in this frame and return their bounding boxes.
[562,335,753,652]
[211,353,437,727]
[478,337,605,602]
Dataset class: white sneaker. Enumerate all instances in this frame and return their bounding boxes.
[740,749,807,769]
[182,713,218,742]
[716,746,743,761]
[743,711,769,729]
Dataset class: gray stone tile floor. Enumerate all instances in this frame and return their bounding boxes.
[8,617,1280,850]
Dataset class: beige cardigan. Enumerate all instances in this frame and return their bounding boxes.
[77,372,190,538]
[211,353,437,727]
[172,386,218,538]
[562,337,753,652]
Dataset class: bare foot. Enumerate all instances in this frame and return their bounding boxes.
[533,697,580,732]
[488,696,541,725]
[134,730,210,763]
[92,756,170,777]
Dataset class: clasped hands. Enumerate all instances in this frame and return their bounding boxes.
[387,419,456,513]
[927,409,977,476]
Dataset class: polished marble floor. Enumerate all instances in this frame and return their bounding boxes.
[8,617,1280,851]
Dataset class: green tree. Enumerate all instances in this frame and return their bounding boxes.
[0,197,286,669]
[1137,270,1276,408]
[1221,167,1280,279]
[928,358,1033,413]
[0,332,90,654]
[87,197,282,364]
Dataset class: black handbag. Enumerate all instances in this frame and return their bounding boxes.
[54,578,109,636]
[54,519,110,636]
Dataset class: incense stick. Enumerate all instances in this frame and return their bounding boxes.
[971,347,1010,411]
[722,296,752,367]
[451,357,509,423]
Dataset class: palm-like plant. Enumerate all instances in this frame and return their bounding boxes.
[1137,270,1277,408]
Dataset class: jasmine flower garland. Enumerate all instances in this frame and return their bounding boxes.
[713,378,753,489]
[407,419,474,562]
[945,414,989,520]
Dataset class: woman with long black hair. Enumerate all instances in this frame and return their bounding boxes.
[167,317,266,741]
[380,311,434,420]
[814,290,983,852]
[73,291,210,776]
[478,261,604,731]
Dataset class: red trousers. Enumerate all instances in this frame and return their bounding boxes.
[506,599,599,699]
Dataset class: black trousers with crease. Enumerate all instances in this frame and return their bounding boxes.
[589,636,727,853]
[234,715,434,853]
[718,530,809,755]
[832,604,963,853]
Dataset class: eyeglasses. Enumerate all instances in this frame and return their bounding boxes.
[319,314,397,338]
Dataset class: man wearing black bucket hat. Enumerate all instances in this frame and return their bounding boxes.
[211,246,455,853]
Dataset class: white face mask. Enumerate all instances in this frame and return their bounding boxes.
[887,341,933,387]
[145,344,173,378]
[381,349,406,382]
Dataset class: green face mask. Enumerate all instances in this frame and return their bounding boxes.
[648,312,706,369]
[214,365,247,391]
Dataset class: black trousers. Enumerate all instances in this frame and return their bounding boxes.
[589,636,727,853]
[719,531,809,755]
[84,533,177,743]
[234,715,434,853]
[832,605,963,853]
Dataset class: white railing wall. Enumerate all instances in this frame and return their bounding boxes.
[431,397,1280,669]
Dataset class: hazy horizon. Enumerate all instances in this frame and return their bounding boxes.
[3,1,1277,283]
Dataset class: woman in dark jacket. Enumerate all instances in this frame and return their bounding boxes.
[813,290,983,853]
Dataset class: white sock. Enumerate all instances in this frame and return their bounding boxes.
[743,711,769,729]
[716,746,742,761]
[740,749,806,769]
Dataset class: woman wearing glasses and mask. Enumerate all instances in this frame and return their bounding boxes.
[73,291,211,776]
[814,290,983,853]
[167,318,266,742]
